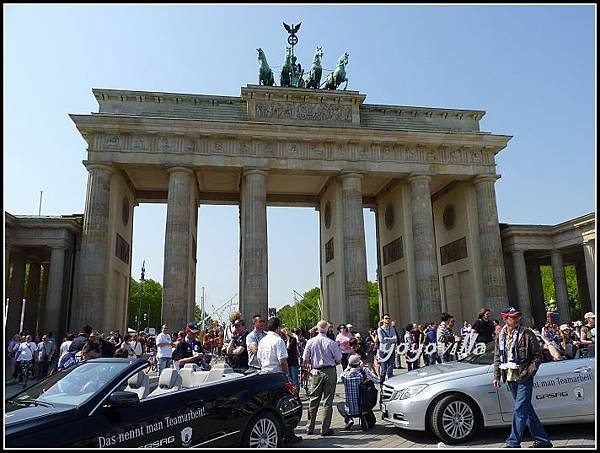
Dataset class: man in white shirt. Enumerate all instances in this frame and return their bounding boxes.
[257,317,289,374]
[246,314,267,370]
[15,334,38,388]
[155,324,173,375]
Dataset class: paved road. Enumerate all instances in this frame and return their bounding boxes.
[5,364,595,448]
[288,366,595,449]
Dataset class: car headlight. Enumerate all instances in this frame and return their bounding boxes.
[396,384,428,400]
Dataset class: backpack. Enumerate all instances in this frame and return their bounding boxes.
[358,369,378,411]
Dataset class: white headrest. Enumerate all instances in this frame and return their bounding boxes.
[159,368,181,389]
[127,371,145,388]
[179,368,195,388]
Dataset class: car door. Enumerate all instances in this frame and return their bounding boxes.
[499,357,595,423]
[83,384,216,447]
[531,356,594,421]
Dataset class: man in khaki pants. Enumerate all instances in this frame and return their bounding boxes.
[302,320,342,436]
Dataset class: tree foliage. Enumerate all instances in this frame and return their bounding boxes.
[128,278,163,331]
[276,282,381,331]
[540,264,581,321]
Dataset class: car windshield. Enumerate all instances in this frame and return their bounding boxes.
[459,341,495,365]
[10,360,134,407]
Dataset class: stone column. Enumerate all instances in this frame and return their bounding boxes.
[37,262,50,333]
[74,163,113,329]
[474,175,508,314]
[583,240,595,307]
[550,251,571,323]
[239,169,268,320]
[527,260,546,328]
[44,246,66,337]
[512,251,533,326]
[162,167,196,330]
[6,251,25,338]
[339,173,369,334]
[5,245,12,294]
[22,259,41,334]
[408,174,442,324]
[574,261,592,316]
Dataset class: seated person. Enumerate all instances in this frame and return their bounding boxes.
[338,354,379,430]
[554,324,581,359]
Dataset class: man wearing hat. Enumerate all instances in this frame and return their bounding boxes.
[493,307,552,448]
[172,322,211,371]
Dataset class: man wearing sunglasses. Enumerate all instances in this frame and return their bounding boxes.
[246,314,267,370]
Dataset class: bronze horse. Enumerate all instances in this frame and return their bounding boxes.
[257,48,274,86]
[305,47,323,89]
[322,52,349,90]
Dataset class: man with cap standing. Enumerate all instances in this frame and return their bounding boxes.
[493,307,552,448]
[226,319,249,372]
[303,319,342,436]
[172,322,210,371]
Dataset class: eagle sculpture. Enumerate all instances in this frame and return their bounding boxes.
[283,22,301,34]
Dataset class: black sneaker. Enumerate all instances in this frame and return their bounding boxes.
[320,429,335,437]
[530,441,553,448]
[344,419,354,430]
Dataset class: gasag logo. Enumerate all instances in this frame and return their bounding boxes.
[535,391,568,400]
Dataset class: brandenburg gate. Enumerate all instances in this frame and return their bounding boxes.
[69,84,511,334]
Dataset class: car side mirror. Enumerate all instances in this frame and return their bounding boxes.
[108,391,139,408]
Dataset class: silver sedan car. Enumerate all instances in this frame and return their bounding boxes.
[380,343,595,444]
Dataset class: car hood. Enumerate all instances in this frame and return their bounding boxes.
[5,402,77,428]
[385,362,490,389]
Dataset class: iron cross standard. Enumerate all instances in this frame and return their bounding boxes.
[283,22,301,47]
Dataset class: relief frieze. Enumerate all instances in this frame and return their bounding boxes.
[255,100,352,123]
[93,132,496,169]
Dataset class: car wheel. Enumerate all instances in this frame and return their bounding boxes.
[243,412,282,448]
[430,394,480,445]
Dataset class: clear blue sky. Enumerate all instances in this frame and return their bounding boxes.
[4,5,596,319]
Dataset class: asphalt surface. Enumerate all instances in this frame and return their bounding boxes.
[5,363,596,448]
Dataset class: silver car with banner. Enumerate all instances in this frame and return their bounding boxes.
[380,341,595,444]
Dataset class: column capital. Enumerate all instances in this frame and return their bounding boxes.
[407,173,433,183]
[473,174,501,185]
[50,245,67,251]
[550,249,563,257]
[166,166,195,176]
[83,161,114,174]
[338,171,365,181]
[243,168,269,177]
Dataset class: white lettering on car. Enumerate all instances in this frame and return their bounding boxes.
[141,435,175,448]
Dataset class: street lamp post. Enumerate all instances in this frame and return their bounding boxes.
[139,260,146,332]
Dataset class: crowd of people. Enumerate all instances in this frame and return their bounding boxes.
[7,306,595,445]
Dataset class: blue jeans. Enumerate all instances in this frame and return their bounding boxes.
[506,378,551,447]
[288,365,300,393]
[379,358,394,385]
[157,357,172,375]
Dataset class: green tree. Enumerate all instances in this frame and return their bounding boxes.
[128,278,163,331]
[368,281,381,328]
[540,264,581,320]
[276,282,381,331]
[278,287,321,330]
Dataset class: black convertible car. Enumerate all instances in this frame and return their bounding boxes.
[6,358,302,448]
